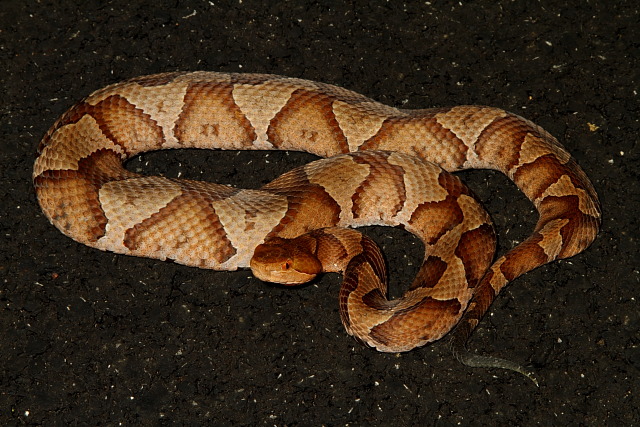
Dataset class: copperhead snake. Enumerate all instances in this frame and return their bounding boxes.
[33,71,601,381]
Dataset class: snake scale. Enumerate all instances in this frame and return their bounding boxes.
[33,72,601,381]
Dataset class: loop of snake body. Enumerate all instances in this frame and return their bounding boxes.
[33,72,601,378]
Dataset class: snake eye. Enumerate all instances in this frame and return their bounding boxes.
[282,260,291,270]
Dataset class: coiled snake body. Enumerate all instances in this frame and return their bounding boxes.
[33,72,601,379]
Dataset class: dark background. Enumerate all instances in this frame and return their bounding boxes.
[1,1,638,425]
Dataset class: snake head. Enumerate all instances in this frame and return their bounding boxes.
[250,237,323,285]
